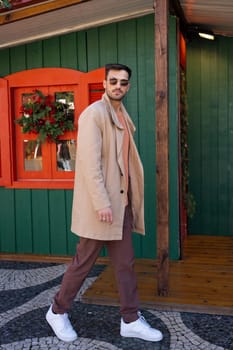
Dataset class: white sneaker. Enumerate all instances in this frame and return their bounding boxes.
[46,305,78,342]
[120,312,163,342]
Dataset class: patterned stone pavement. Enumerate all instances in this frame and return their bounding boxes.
[0,260,232,350]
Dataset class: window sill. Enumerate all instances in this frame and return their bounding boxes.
[9,179,74,189]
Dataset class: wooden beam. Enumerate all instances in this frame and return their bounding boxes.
[0,252,109,265]
[155,0,169,296]
[0,1,49,13]
[0,0,89,25]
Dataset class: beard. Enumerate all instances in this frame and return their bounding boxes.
[106,89,127,102]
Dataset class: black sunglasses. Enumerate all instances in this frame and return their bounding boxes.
[108,78,129,86]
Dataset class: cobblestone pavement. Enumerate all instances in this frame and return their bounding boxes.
[0,260,232,350]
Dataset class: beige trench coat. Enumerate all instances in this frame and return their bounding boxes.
[71,93,145,240]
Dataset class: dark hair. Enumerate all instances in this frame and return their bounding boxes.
[105,63,132,80]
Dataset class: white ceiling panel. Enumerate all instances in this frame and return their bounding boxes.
[179,0,233,36]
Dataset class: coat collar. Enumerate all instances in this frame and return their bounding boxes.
[102,93,136,133]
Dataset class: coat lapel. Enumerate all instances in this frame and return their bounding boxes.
[102,94,124,172]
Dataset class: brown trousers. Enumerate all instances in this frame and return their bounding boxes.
[53,205,139,323]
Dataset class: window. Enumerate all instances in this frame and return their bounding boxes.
[0,67,105,189]
[15,86,78,182]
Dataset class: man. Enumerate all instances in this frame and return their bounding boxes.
[46,63,163,343]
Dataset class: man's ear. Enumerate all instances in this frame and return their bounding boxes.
[103,80,107,89]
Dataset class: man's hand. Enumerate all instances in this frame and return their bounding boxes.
[97,207,113,224]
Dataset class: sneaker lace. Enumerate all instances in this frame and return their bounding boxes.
[137,311,151,328]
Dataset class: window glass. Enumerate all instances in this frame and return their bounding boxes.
[56,140,76,172]
[24,140,42,171]
[55,91,74,125]
[22,92,34,106]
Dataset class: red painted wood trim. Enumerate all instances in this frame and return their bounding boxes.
[180,32,186,70]
[0,77,12,187]
[6,68,84,87]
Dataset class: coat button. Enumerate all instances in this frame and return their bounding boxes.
[120,190,124,193]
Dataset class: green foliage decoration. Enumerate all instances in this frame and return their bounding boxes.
[180,69,196,218]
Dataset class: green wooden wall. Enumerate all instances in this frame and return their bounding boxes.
[187,36,233,235]
[0,15,180,259]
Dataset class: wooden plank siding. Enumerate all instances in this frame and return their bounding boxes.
[169,16,180,260]
[0,15,180,259]
[187,36,233,236]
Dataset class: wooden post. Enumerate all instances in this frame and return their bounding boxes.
[155,0,169,296]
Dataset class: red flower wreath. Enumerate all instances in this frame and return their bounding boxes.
[16,89,75,143]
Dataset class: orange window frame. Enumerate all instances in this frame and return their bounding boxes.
[0,67,105,189]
